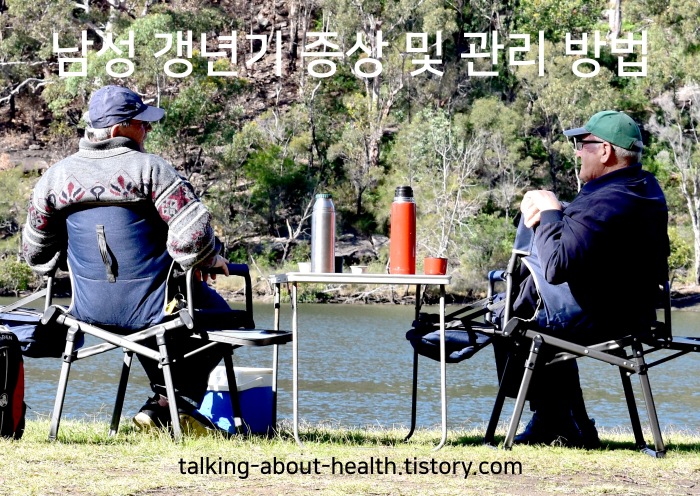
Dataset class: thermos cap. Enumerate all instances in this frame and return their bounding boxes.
[315,193,332,199]
[394,186,414,198]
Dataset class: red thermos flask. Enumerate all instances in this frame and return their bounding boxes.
[389,186,416,274]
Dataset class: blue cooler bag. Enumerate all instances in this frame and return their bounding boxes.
[198,366,274,435]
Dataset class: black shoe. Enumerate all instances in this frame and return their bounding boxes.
[133,395,171,432]
[514,412,558,445]
[578,417,601,449]
[514,411,584,447]
[133,395,229,437]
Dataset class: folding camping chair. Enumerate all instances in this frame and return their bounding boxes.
[404,291,502,441]
[481,217,679,457]
[37,203,291,441]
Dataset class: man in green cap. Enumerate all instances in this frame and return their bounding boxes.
[506,111,669,447]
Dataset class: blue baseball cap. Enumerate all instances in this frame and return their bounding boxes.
[88,85,164,128]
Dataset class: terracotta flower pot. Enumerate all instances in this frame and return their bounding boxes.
[424,257,448,275]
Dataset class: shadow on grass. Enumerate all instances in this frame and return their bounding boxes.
[28,419,700,454]
[601,438,700,454]
[449,433,700,454]
[279,428,411,447]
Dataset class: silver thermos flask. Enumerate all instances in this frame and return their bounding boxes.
[311,193,335,273]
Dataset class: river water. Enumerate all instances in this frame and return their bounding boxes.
[4,298,700,432]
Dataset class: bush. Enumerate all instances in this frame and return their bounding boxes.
[0,258,36,294]
[226,245,250,264]
[459,213,515,293]
[289,241,311,263]
[668,226,693,285]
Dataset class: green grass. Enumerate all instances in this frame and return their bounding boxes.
[2,420,699,495]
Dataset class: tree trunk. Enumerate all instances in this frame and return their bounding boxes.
[692,204,700,285]
[694,227,700,286]
[356,187,364,216]
[8,94,15,123]
[608,0,622,39]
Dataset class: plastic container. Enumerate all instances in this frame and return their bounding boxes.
[311,194,335,273]
[197,366,274,435]
[424,256,448,275]
[389,186,416,274]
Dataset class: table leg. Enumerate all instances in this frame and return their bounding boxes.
[292,281,303,446]
[433,283,448,451]
[405,284,422,442]
[271,283,281,432]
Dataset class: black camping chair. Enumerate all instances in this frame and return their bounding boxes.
[481,218,684,457]
[37,204,291,441]
[404,292,503,441]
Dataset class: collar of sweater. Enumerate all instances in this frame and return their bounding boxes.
[77,137,142,158]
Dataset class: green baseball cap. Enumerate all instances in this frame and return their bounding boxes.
[563,111,642,150]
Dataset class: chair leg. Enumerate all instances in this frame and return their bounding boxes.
[404,348,419,442]
[156,331,181,441]
[49,325,80,441]
[619,367,647,450]
[632,344,666,457]
[109,350,133,436]
[484,355,512,446]
[504,336,542,449]
[223,350,244,434]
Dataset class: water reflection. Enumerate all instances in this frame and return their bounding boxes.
[7,298,700,431]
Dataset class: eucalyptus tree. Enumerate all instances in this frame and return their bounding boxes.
[649,88,700,284]
[511,46,617,196]
[467,97,530,221]
[388,108,485,261]
[315,0,437,216]
[633,0,700,284]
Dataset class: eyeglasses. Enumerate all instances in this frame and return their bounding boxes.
[575,139,604,150]
[130,120,152,131]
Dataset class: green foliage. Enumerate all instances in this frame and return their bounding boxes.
[243,145,313,236]
[289,242,311,263]
[461,213,515,287]
[4,0,78,60]
[147,78,244,168]
[0,168,36,236]
[514,0,607,42]
[225,245,250,264]
[4,0,700,296]
[0,258,35,293]
[668,227,693,280]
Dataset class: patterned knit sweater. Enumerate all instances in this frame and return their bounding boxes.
[23,137,217,274]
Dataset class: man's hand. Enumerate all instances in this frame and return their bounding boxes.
[520,190,562,228]
[195,254,229,283]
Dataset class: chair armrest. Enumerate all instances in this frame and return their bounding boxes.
[204,263,249,278]
[41,305,65,326]
[192,263,254,320]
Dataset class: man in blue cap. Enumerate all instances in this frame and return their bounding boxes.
[508,111,669,447]
[23,86,230,435]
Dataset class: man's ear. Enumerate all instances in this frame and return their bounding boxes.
[600,141,614,164]
[110,124,120,138]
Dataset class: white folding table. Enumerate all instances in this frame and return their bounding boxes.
[269,272,452,449]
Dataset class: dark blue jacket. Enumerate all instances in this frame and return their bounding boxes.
[520,165,669,337]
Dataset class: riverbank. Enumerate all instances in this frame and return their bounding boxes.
[10,273,700,310]
[3,420,699,495]
[214,275,700,311]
